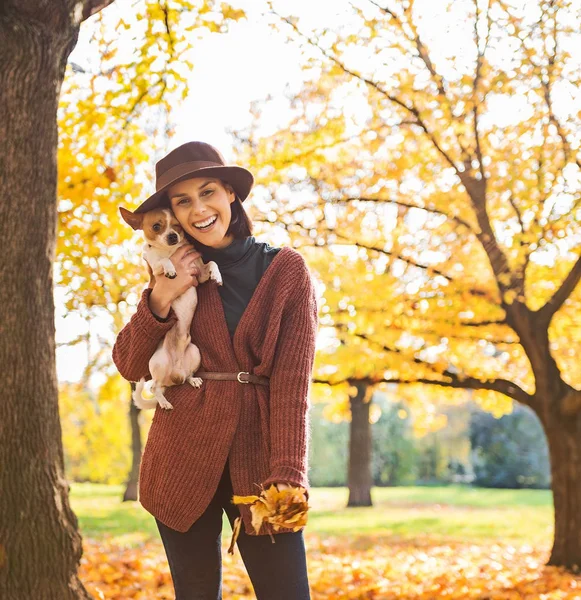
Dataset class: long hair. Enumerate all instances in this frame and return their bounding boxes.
[225,192,253,239]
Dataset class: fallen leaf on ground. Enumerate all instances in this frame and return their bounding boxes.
[79,534,581,599]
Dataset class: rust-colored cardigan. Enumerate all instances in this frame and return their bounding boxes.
[112,247,319,536]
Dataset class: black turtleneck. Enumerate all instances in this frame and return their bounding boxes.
[153,236,281,340]
[200,236,281,339]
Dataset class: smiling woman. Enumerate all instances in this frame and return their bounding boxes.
[112,141,319,599]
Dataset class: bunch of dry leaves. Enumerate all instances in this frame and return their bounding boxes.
[228,484,310,553]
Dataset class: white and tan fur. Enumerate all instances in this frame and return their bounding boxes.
[119,206,222,410]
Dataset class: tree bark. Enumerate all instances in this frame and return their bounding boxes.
[123,383,141,502]
[512,307,581,570]
[541,401,581,570]
[0,8,91,599]
[347,382,373,507]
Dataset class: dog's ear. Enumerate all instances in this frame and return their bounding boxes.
[119,206,144,230]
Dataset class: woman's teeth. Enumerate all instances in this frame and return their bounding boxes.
[193,216,217,230]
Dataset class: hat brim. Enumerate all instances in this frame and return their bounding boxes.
[134,165,254,214]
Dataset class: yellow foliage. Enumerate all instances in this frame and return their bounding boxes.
[59,375,133,484]
[232,0,581,431]
[472,389,514,419]
[229,484,310,553]
[57,0,246,319]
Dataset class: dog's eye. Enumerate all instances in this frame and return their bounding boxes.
[152,223,161,232]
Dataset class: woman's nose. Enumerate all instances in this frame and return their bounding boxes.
[189,196,206,213]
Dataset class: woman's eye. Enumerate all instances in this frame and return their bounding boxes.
[202,189,213,196]
[178,198,189,205]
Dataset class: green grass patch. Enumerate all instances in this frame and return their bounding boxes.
[306,486,553,542]
[69,484,554,547]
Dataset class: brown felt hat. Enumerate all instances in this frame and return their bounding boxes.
[133,141,254,214]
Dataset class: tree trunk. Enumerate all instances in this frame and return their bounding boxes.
[0,10,91,599]
[544,410,581,571]
[123,383,141,502]
[347,382,373,507]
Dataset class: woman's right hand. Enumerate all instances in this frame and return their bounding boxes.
[148,244,202,318]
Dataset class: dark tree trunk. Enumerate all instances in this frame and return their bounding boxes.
[0,6,92,599]
[123,383,142,502]
[539,391,581,571]
[513,306,581,571]
[347,382,373,507]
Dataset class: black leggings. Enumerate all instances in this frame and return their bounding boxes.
[155,459,311,600]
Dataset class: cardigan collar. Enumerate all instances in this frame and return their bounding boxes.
[197,236,254,268]
[200,246,293,368]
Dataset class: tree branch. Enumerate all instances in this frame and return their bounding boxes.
[82,0,116,21]
[537,252,581,322]
[272,11,461,174]
[471,0,492,184]
[366,0,473,158]
[333,231,496,301]
[344,196,477,234]
[366,1,455,114]
[331,313,519,344]
[458,172,519,297]
[540,3,581,172]
[314,374,531,406]
[321,330,533,406]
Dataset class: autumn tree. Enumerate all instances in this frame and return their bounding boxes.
[0,0,244,597]
[234,0,581,569]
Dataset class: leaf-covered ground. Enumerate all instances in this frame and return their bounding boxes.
[73,485,581,599]
[80,533,581,599]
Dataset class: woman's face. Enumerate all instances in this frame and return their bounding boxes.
[168,177,236,249]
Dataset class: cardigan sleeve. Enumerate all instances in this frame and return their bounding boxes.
[112,287,178,382]
[262,258,319,496]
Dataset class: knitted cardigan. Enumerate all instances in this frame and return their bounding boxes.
[112,247,319,535]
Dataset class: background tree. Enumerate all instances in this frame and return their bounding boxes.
[234,0,581,569]
[0,1,244,597]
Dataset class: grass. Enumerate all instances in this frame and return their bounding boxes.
[70,483,554,548]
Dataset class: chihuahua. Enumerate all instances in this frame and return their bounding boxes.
[119,206,222,410]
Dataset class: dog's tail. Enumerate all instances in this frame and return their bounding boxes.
[132,379,159,410]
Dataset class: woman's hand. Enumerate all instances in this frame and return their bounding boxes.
[273,482,292,492]
[148,244,202,318]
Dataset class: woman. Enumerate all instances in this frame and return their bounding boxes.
[112,141,318,599]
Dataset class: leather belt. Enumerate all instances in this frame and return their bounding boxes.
[195,371,270,386]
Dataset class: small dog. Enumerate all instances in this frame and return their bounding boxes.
[119,206,222,410]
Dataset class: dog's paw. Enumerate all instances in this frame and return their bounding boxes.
[164,271,177,279]
[158,397,174,409]
[208,262,223,286]
[188,376,204,388]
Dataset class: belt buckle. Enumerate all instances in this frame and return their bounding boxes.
[237,371,250,384]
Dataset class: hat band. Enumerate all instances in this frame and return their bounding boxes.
[156,160,224,191]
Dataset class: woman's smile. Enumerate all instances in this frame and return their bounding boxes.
[193,215,218,231]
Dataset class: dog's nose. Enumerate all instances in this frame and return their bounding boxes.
[167,233,178,245]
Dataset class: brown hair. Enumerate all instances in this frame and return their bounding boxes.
[223,182,253,239]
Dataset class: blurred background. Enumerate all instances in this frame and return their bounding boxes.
[13,0,581,597]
